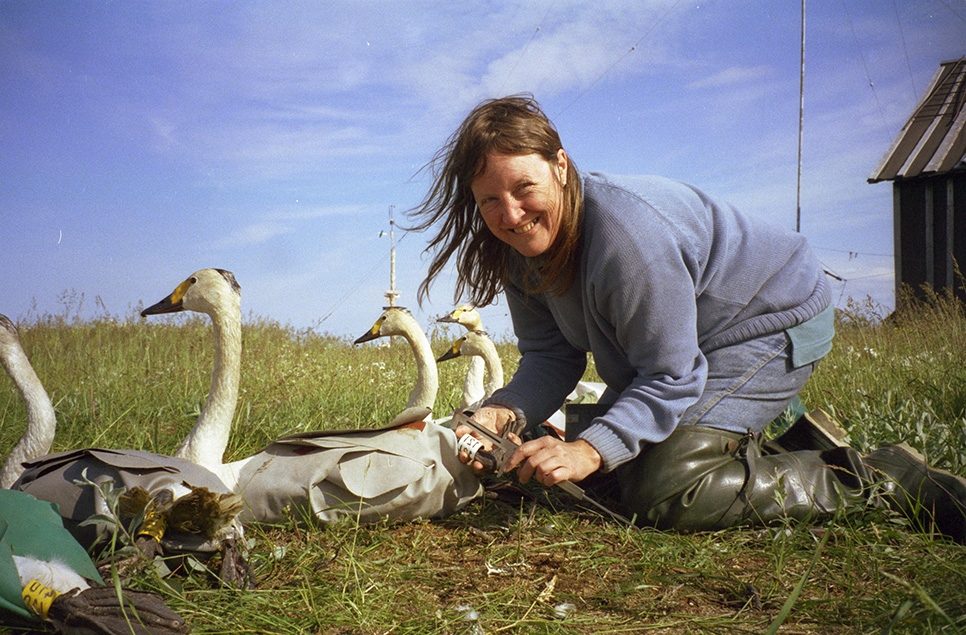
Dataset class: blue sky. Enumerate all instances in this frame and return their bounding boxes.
[2,1,963,341]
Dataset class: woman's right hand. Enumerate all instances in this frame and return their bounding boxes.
[454,405,520,471]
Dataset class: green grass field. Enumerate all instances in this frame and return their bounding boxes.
[2,290,965,634]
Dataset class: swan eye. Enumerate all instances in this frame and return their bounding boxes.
[189,277,197,284]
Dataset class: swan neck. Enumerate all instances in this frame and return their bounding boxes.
[0,346,56,489]
[402,326,438,411]
[174,309,241,470]
[481,344,504,399]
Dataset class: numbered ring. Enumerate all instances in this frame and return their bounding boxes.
[456,434,485,463]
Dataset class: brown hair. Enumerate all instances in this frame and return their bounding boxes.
[407,95,583,307]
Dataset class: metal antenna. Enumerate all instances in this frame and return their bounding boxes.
[384,205,400,308]
[796,0,805,232]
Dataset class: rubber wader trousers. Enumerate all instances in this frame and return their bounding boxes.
[613,425,871,531]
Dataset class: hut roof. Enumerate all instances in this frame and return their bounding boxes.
[869,57,966,183]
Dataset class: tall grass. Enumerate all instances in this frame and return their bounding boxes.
[1,292,965,634]
[802,289,966,474]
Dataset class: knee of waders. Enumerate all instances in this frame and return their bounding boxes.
[615,426,751,531]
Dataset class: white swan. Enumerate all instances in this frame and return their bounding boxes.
[436,329,504,410]
[135,268,250,496]
[354,306,439,424]
[224,304,479,525]
[138,286,479,526]
[437,305,486,409]
[140,268,241,470]
[0,330,101,617]
[0,314,56,488]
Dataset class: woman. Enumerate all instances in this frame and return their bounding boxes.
[409,95,966,540]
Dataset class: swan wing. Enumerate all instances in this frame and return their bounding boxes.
[14,448,231,551]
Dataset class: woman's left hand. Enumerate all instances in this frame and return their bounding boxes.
[503,436,602,486]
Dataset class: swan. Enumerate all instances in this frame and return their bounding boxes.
[139,268,242,471]
[0,316,114,591]
[436,329,504,409]
[0,314,56,489]
[137,285,479,526]
[354,306,439,424]
[8,273,247,585]
[437,305,486,409]
[224,304,479,525]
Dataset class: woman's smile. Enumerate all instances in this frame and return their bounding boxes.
[513,219,537,234]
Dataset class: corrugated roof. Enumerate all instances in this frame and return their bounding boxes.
[868,57,966,183]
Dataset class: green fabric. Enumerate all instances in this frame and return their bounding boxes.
[786,303,835,368]
[0,489,103,620]
[0,511,27,620]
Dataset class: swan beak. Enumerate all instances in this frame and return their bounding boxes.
[437,314,457,324]
[353,320,382,345]
[140,279,191,317]
[436,339,464,363]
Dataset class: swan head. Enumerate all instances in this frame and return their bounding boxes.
[438,304,483,330]
[436,334,466,363]
[141,269,241,319]
[354,306,419,344]
[436,329,492,363]
[0,314,22,355]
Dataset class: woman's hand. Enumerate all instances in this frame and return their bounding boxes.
[454,405,520,471]
[504,436,602,486]
[455,406,603,485]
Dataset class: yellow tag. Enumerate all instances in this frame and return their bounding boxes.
[138,508,167,542]
[22,579,58,620]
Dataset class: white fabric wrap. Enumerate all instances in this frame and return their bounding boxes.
[235,422,482,525]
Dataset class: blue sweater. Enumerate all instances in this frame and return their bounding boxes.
[486,173,831,471]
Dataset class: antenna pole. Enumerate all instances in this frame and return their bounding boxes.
[796,0,805,232]
[385,205,400,307]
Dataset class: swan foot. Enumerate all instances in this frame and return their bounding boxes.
[133,535,164,560]
[217,538,257,590]
[47,585,189,635]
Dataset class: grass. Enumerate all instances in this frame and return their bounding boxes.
[2,290,965,634]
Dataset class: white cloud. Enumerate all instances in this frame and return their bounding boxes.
[91,1,698,182]
[687,65,773,90]
[217,222,292,248]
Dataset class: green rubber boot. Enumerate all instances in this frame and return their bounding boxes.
[864,443,966,543]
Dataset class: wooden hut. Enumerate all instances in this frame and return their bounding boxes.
[868,57,966,303]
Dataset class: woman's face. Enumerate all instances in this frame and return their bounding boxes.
[471,149,568,258]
